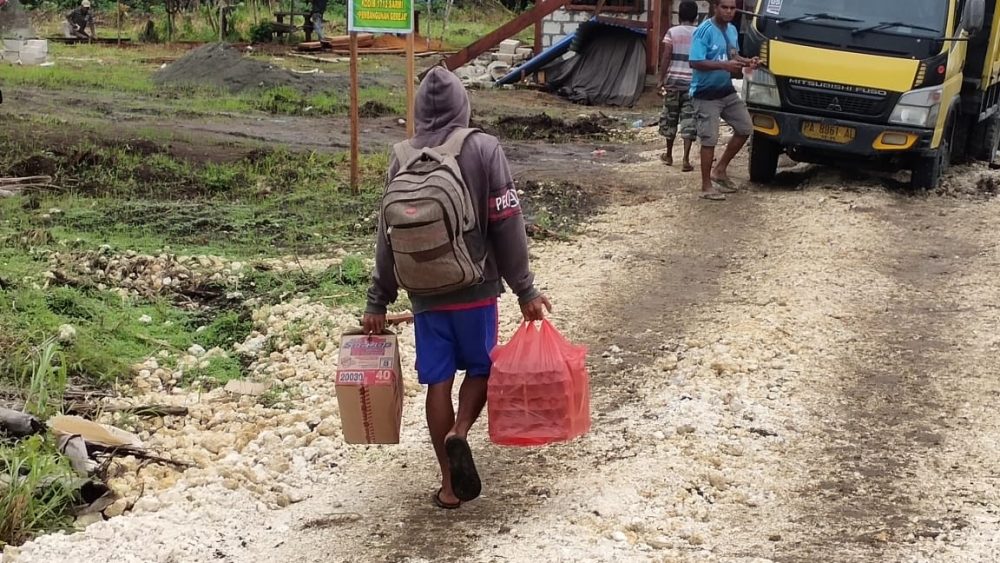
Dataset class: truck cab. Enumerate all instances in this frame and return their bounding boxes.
[741,0,997,189]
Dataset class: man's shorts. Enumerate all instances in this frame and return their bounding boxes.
[692,93,754,147]
[414,302,499,385]
[659,89,697,142]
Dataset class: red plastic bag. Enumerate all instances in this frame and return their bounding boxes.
[487,319,590,446]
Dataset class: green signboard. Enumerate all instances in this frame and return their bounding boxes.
[348,0,413,33]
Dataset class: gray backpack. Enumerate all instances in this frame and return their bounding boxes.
[382,128,486,296]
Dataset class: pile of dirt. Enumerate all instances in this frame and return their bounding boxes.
[484,113,620,141]
[520,180,601,238]
[934,167,1000,200]
[154,43,365,94]
[359,100,395,118]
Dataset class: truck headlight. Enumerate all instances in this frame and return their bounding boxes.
[889,85,943,128]
[744,68,780,108]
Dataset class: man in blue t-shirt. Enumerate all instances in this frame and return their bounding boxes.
[689,0,758,200]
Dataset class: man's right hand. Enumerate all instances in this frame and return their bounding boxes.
[725,60,745,73]
[362,313,386,335]
[520,294,553,322]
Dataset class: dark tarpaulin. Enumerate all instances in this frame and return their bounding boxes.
[541,21,647,108]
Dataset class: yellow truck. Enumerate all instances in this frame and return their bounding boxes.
[741,0,1000,188]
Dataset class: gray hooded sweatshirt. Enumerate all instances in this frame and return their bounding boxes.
[365,67,540,315]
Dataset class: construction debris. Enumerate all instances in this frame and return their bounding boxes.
[0,406,44,438]
[1,38,47,65]
[454,38,534,86]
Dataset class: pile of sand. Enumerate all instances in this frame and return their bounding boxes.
[153,43,388,94]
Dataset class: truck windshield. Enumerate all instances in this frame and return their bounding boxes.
[766,0,948,36]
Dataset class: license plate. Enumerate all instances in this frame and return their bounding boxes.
[801,122,856,144]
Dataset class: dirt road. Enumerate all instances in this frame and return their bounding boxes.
[9,92,1000,562]
[222,156,1000,563]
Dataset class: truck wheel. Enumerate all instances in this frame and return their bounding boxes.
[971,114,1000,163]
[749,133,780,183]
[952,114,974,163]
[912,118,954,190]
[911,151,943,190]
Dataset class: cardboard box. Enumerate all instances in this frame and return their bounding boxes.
[335,331,404,444]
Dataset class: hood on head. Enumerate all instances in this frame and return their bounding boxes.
[414,66,470,135]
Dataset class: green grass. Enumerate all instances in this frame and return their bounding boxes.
[0,129,386,387]
[0,136,387,256]
[197,310,254,351]
[0,61,155,94]
[179,355,243,390]
[19,342,68,420]
[0,283,197,383]
[0,436,80,548]
[0,41,405,118]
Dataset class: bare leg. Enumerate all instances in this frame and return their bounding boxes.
[426,379,459,504]
[682,139,694,171]
[450,376,488,438]
[711,134,749,183]
[662,138,675,165]
[700,145,718,193]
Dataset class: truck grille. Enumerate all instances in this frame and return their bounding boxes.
[785,84,889,118]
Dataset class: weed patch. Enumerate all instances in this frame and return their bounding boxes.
[0,436,80,547]
[179,355,242,390]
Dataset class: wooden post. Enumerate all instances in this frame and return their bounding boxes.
[649,0,661,76]
[350,31,360,193]
[406,32,416,138]
[117,2,122,46]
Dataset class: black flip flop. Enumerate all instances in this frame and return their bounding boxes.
[445,436,482,502]
[433,488,461,510]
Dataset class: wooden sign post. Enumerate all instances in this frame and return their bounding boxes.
[348,0,416,192]
[349,32,360,194]
[406,33,415,138]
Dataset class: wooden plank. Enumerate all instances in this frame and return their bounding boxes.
[407,33,416,138]
[288,52,349,63]
[649,0,661,75]
[350,32,360,194]
[440,0,573,71]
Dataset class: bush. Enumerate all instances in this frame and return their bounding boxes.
[249,21,274,43]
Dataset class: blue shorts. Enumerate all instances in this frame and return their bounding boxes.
[414,303,499,386]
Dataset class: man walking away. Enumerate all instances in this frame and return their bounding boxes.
[363,66,552,510]
[310,0,327,41]
[65,0,95,41]
[689,0,758,200]
[658,0,699,171]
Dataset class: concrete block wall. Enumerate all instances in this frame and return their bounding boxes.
[539,1,721,50]
[540,5,649,49]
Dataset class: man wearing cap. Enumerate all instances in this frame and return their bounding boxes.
[65,0,96,41]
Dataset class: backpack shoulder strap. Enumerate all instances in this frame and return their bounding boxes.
[392,140,419,169]
[436,127,481,158]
